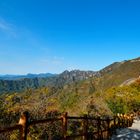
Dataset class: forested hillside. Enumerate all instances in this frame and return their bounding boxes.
[0,57,140,119]
[0,57,140,139]
[0,70,96,94]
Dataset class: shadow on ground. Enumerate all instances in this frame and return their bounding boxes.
[111,128,140,140]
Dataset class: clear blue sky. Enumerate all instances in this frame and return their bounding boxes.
[0,0,140,74]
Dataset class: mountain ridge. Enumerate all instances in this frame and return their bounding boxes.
[0,73,57,80]
[1,57,140,117]
[0,56,140,94]
[0,70,96,94]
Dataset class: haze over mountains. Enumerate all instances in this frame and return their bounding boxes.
[0,73,56,80]
[0,57,140,94]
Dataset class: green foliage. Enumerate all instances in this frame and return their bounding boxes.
[1,59,140,138]
[59,92,79,110]
[105,81,140,114]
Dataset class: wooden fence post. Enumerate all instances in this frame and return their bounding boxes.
[130,115,133,126]
[97,117,102,139]
[127,115,130,127]
[113,116,117,135]
[83,114,88,140]
[62,112,68,140]
[113,116,116,130]
[106,117,110,139]
[122,115,125,128]
[118,116,121,128]
[18,111,29,140]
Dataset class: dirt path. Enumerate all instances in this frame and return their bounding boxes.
[111,120,140,140]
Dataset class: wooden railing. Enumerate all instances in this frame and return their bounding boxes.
[0,112,134,140]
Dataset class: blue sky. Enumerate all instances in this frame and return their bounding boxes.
[0,0,140,74]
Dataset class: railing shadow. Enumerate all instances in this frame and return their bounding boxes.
[111,128,140,140]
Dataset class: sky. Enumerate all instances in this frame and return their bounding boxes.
[0,0,140,74]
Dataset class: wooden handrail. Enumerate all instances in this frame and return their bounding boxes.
[0,124,22,133]
[30,117,62,125]
[0,112,134,140]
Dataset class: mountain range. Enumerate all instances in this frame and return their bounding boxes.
[0,57,140,94]
[0,73,56,80]
[1,57,140,117]
[0,70,96,93]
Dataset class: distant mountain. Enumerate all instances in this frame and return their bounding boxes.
[97,57,140,90]
[54,70,96,86]
[0,73,56,80]
[1,57,140,117]
[0,70,96,94]
[0,57,140,94]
